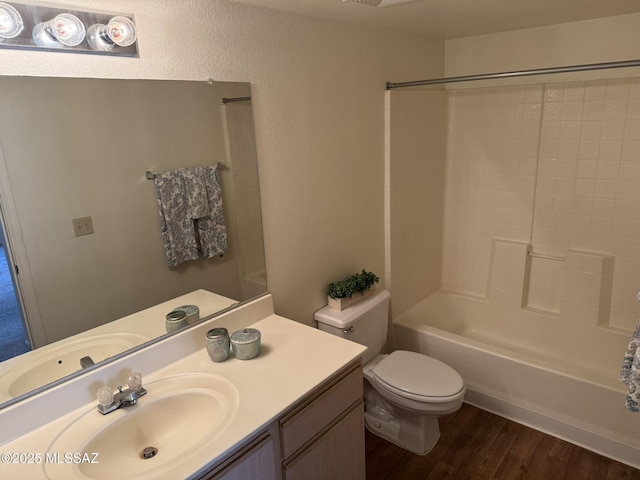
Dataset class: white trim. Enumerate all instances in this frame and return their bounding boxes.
[0,143,46,347]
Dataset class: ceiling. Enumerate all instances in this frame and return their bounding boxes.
[233,0,640,39]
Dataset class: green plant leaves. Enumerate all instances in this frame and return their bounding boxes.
[326,269,379,299]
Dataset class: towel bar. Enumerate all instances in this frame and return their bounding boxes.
[146,162,227,180]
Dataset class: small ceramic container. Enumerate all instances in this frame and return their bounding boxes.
[171,304,200,325]
[165,310,188,333]
[205,327,230,362]
[230,328,261,360]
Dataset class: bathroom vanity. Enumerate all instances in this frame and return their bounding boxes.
[202,361,364,479]
[0,294,366,480]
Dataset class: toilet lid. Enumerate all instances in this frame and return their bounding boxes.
[372,350,464,399]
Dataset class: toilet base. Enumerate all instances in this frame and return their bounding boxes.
[363,390,441,455]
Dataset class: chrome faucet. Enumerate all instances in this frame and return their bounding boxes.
[96,372,146,415]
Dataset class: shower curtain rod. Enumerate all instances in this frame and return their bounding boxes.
[385,59,640,90]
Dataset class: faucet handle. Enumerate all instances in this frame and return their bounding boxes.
[127,372,143,391]
[97,386,114,407]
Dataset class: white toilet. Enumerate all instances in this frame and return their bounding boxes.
[314,289,465,455]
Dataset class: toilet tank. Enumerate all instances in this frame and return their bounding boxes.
[314,290,391,364]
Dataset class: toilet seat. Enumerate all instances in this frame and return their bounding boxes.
[372,350,464,403]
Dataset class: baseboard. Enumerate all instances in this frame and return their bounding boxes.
[463,387,640,470]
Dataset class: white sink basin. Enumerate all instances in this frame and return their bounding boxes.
[1,333,149,398]
[44,373,239,480]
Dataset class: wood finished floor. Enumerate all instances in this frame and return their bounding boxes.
[365,403,640,480]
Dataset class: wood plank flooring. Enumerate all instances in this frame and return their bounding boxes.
[365,403,640,480]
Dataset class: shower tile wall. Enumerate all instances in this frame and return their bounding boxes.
[442,78,640,331]
[443,85,542,297]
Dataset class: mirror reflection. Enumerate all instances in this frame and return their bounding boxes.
[0,76,266,407]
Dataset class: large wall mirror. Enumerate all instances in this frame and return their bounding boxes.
[0,76,266,409]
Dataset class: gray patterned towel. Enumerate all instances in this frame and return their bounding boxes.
[620,320,640,412]
[154,165,228,268]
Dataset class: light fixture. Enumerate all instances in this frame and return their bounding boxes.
[87,16,136,51]
[0,2,138,57]
[0,2,23,39]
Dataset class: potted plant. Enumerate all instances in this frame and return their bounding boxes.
[326,269,379,311]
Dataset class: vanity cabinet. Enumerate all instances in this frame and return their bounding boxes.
[279,362,364,480]
[198,361,364,480]
[203,432,277,480]
[282,403,364,480]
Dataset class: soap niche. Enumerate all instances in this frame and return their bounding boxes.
[486,238,615,327]
[521,247,615,327]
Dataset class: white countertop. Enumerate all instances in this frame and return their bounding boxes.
[0,294,366,479]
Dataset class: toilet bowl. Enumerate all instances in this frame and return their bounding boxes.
[362,351,464,454]
[314,289,465,455]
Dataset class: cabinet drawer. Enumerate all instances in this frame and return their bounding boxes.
[280,363,362,458]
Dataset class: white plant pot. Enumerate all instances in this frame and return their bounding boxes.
[327,287,375,311]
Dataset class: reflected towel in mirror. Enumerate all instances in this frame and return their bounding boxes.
[153,165,228,268]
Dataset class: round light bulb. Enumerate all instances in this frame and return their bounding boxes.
[86,23,114,51]
[44,13,85,47]
[107,16,136,47]
[0,2,23,39]
[32,22,62,48]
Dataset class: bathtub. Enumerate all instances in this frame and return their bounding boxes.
[392,291,640,469]
[242,269,267,299]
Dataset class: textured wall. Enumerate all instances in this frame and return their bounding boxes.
[386,90,447,319]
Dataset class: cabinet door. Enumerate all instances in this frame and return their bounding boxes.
[283,402,365,480]
[203,433,276,480]
[280,365,362,459]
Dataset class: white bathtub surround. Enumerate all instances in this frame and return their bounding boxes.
[243,269,267,299]
[434,77,640,332]
[0,294,366,479]
[559,250,615,325]
[393,292,640,469]
[487,239,617,325]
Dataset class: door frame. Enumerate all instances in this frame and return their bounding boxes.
[0,143,46,348]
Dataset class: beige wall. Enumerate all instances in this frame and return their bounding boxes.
[0,0,444,327]
[386,90,447,318]
[445,13,640,86]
